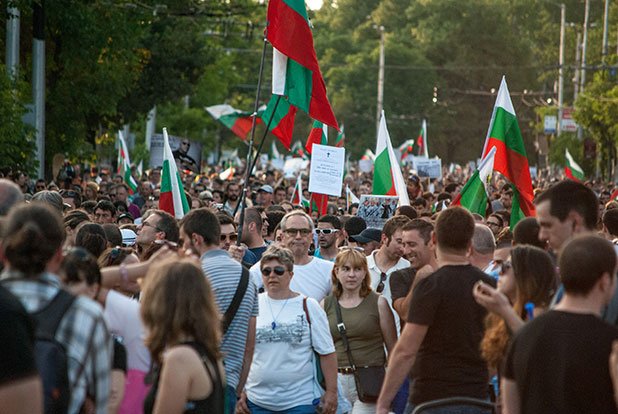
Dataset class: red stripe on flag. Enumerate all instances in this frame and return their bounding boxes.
[271,106,298,150]
[311,192,329,216]
[564,167,580,182]
[230,117,262,140]
[159,192,174,217]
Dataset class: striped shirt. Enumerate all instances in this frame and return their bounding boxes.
[1,271,112,414]
[201,249,259,390]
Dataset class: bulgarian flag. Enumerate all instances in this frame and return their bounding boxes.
[305,121,328,154]
[261,95,297,150]
[345,184,360,209]
[481,77,535,228]
[117,131,138,194]
[205,104,262,140]
[565,148,584,181]
[398,139,416,161]
[267,0,338,130]
[361,149,376,161]
[160,128,190,219]
[416,119,429,157]
[290,175,310,207]
[291,141,307,159]
[372,111,410,206]
[335,123,345,147]
[452,147,497,216]
[310,192,329,216]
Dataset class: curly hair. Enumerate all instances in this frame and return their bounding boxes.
[331,248,372,299]
[140,258,221,364]
[480,245,556,369]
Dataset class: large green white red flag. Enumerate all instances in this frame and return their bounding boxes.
[452,146,496,215]
[160,128,190,219]
[481,77,535,228]
[267,0,338,129]
[305,121,328,154]
[117,131,138,194]
[565,148,584,181]
[261,95,297,150]
[372,111,410,206]
[206,104,262,140]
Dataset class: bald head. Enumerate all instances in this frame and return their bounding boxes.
[0,179,24,216]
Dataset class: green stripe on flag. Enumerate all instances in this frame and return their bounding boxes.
[372,150,393,195]
[282,0,309,20]
[285,59,312,113]
[456,169,488,216]
[488,107,527,157]
[510,189,526,229]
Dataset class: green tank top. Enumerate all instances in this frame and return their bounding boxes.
[324,291,386,368]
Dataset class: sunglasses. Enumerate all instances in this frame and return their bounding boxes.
[221,233,238,243]
[261,266,286,277]
[284,228,312,236]
[338,246,364,252]
[376,272,387,293]
[316,229,339,235]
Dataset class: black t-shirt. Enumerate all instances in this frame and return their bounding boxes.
[390,267,416,303]
[0,284,37,385]
[503,310,618,414]
[113,338,128,373]
[407,264,495,404]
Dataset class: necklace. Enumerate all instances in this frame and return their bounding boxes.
[267,295,291,330]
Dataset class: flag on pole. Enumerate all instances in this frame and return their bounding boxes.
[345,184,360,210]
[335,123,345,147]
[452,147,497,216]
[136,160,143,179]
[416,119,429,157]
[261,96,297,150]
[205,104,262,140]
[160,128,190,219]
[291,141,307,159]
[481,76,535,228]
[305,121,328,154]
[372,111,410,206]
[565,148,584,181]
[310,192,329,216]
[267,0,337,130]
[290,175,310,207]
[361,149,376,161]
[117,131,138,194]
[398,139,416,161]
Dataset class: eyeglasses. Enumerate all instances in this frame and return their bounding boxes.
[142,221,163,232]
[338,246,364,252]
[376,272,387,293]
[261,266,287,277]
[181,141,190,147]
[283,228,312,236]
[316,229,339,235]
[500,261,512,274]
[220,233,238,243]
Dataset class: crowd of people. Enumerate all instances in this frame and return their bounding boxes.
[1,161,618,414]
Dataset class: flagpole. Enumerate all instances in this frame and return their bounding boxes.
[237,34,269,245]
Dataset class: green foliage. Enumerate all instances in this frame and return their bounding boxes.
[0,67,38,175]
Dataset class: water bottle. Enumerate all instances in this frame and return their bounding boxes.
[312,398,324,413]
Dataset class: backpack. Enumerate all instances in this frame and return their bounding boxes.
[32,289,76,414]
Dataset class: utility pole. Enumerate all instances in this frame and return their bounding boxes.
[573,31,581,102]
[558,4,565,136]
[33,1,45,178]
[5,6,20,78]
[145,106,156,151]
[580,0,589,94]
[601,0,610,62]
[376,25,385,138]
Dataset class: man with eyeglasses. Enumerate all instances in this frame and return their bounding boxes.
[249,210,333,301]
[313,215,342,262]
[172,139,198,173]
[135,209,179,256]
[179,208,258,414]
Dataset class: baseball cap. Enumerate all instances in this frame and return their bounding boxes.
[258,184,274,194]
[120,229,137,246]
[117,212,134,223]
[350,228,382,244]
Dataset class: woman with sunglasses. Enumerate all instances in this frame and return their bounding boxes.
[238,245,338,414]
[473,245,557,400]
[323,248,397,413]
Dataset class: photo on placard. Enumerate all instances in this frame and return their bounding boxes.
[356,195,399,229]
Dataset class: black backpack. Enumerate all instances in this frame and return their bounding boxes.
[32,289,76,414]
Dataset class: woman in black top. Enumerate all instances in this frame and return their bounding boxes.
[140,258,225,414]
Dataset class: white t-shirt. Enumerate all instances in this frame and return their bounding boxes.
[246,294,335,411]
[250,257,334,302]
[103,290,151,372]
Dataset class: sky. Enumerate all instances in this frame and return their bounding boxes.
[306,0,323,10]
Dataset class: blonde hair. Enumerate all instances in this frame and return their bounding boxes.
[261,245,294,271]
[331,249,372,298]
[140,258,221,363]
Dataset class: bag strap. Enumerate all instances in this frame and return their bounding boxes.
[302,297,315,348]
[33,289,76,339]
[334,300,357,371]
[222,265,249,334]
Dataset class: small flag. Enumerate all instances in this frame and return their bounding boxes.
[310,192,329,216]
[372,111,410,206]
[290,175,310,207]
[206,104,263,140]
[361,149,376,161]
[416,119,429,157]
[291,141,307,159]
[160,128,190,219]
[305,121,328,154]
[345,184,360,210]
[564,148,585,181]
[136,160,143,179]
[398,139,416,161]
[335,123,345,147]
[117,131,138,194]
[452,147,497,216]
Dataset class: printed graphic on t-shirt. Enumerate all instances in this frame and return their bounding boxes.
[255,315,307,344]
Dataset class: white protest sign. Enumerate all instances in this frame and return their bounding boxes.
[308,144,345,197]
[415,158,442,178]
[283,158,309,178]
